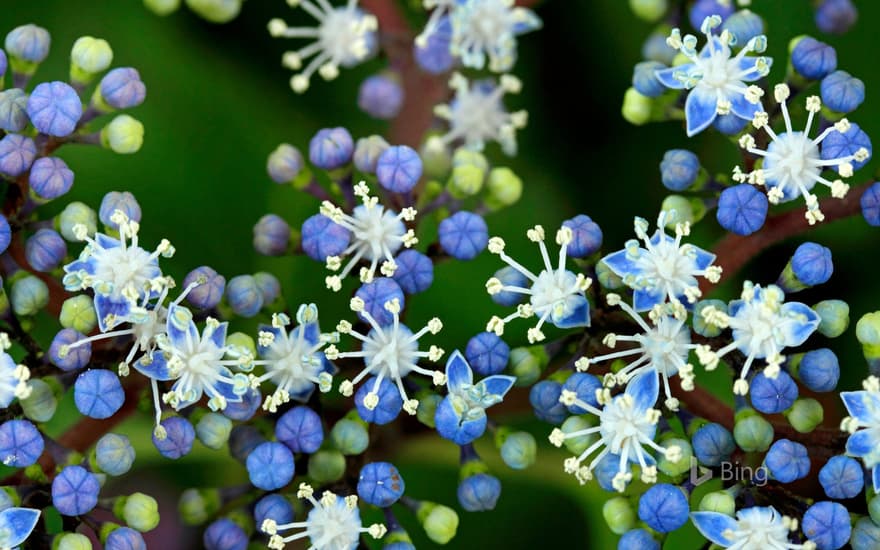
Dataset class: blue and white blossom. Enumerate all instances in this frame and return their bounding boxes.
[578,293,698,411]
[427,73,527,156]
[735,84,871,225]
[435,350,515,445]
[320,182,418,292]
[602,212,721,315]
[249,305,338,412]
[448,0,541,72]
[840,376,880,493]
[485,224,591,344]
[0,507,40,549]
[416,0,456,47]
[656,15,771,136]
[692,505,817,549]
[549,372,678,491]
[697,282,820,395]
[327,296,445,415]
[62,210,174,331]
[268,0,377,93]
[0,337,30,408]
[261,483,386,550]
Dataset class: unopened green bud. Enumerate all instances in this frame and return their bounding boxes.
[226,331,256,357]
[11,275,48,316]
[308,450,346,483]
[58,201,98,242]
[622,87,652,125]
[418,502,459,545]
[557,416,594,455]
[185,0,243,23]
[485,167,523,210]
[54,533,93,550]
[509,346,547,386]
[784,398,824,433]
[813,300,849,338]
[144,0,182,16]
[629,0,667,22]
[857,312,880,365]
[699,491,736,515]
[102,115,144,154]
[657,437,693,477]
[448,164,485,198]
[693,299,727,338]
[421,139,452,178]
[416,392,442,428]
[603,496,636,535]
[733,410,774,452]
[116,492,160,532]
[499,431,536,470]
[330,419,369,455]
[195,412,232,450]
[869,494,880,525]
[596,260,624,289]
[178,488,221,526]
[21,379,58,423]
[70,36,113,84]
[60,295,98,333]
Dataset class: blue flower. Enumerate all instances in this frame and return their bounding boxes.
[840,376,880,492]
[655,16,770,136]
[0,419,44,468]
[697,282,820,395]
[449,0,541,72]
[435,350,515,445]
[0,507,40,549]
[250,305,337,411]
[268,1,377,93]
[260,485,386,549]
[736,85,870,224]
[601,212,720,312]
[486,223,591,343]
[692,505,810,548]
[414,14,455,74]
[51,465,100,516]
[0,351,31,408]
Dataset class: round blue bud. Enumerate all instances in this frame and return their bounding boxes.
[465,332,509,376]
[203,518,247,550]
[713,112,749,135]
[52,465,100,516]
[489,266,528,307]
[377,145,422,193]
[254,272,281,306]
[96,433,136,476]
[819,455,863,499]
[221,386,260,421]
[529,380,567,424]
[184,266,226,310]
[660,149,700,192]
[750,370,798,414]
[821,70,865,113]
[798,349,840,392]
[438,211,488,260]
[0,50,6,78]
[562,214,603,258]
[0,134,36,177]
[815,0,857,35]
[5,24,50,63]
[414,16,455,74]
[255,494,293,527]
[791,37,837,80]
[765,439,810,483]
[74,369,124,420]
[802,501,851,550]
[253,214,290,256]
[717,184,768,236]
[100,68,146,110]
[358,462,405,507]
[225,275,263,317]
[0,215,9,256]
[152,416,195,459]
[392,249,433,294]
[632,61,666,98]
[691,422,735,467]
[355,278,404,326]
[0,89,29,132]
[26,81,82,137]
[25,228,66,272]
[228,425,266,463]
[821,122,871,170]
[0,419,43,467]
[618,528,660,550]
[49,328,91,371]
[309,127,354,170]
[562,372,602,414]
[267,143,303,184]
[246,441,295,490]
[358,74,404,120]
[457,473,501,512]
[689,0,734,30]
[99,191,141,229]
[861,182,880,226]
[791,242,833,286]
[105,527,147,550]
[356,376,402,425]
[637,484,689,533]
[854,518,880,550]
[353,135,389,174]
[721,10,764,45]
[276,406,324,453]
[301,214,351,262]
[29,157,74,200]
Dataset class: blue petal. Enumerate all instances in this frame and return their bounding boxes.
[94,233,121,249]
[874,464,880,493]
[300,321,320,345]
[841,391,880,424]
[730,92,763,121]
[655,64,694,90]
[626,371,659,411]
[737,56,772,82]
[256,324,284,355]
[0,507,39,548]
[435,397,487,445]
[214,367,244,403]
[691,245,717,271]
[95,295,132,332]
[206,321,228,349]
[601,248,641,279]
[778,302,820,347]
[167,305,198,350]
[691,511,738,546]
[511,8,541,34]
[445,350,473,394]
[728,299,745,317]
[845,429,875,457]
[633,287,665,312]
[553,294,591,328]
[63,258,95,275]
[133,351,175,381]
[685,85,719,137]
[479,375,516,400]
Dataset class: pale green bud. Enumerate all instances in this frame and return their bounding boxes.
[58,201,97,242]
[699,491,736,515]
[622,87,652,125]
[144,0,182,16]
[418,503,459,545]
[784,398,824,433]
[733,409,774,452]
[603,496,636,535]
[102,115,144,154]
[21,379,58,423]
[178,488,221,526]
[485,167,523,210]
[499,431,536,470]
[195,413,232,450]
[416,392,442,428]
[509,346,547,387]
[629,0,667,22]
[448,164,485,198]
[60,295,98,334]
[70,36,113,84]
[307,450,346,483]
[596,260,624,289]
[330,419,369,455]
[116,492,160,532]
[54,533,93,550]
[813,300,850,338]
[185,0,242,23]
[558,416,594,455]
[657,437,693,477]
[11,275,48,316]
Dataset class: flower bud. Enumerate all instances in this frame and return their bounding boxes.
[25,228,67,272]
[184,266,226,310]
[717,184,768,236]
[102,115,145,154]
[857,312,880,370]
[330,418,369,455]
[309,127,353,170]
[353,135,389,174]
[821,70,865,114]
[225,275,263,317]
[115,493,160,532]
[99,191,141,229]
[420,137,452,178]
[178,488,221,526]
[447,149,487,198]
[202,518,248,550]
[457,473,500,512]
[97,68,146,110]
[417,502,459,545]
[790,36,837,80]
[5,24,51,73]
[58,202,97,241]
[556,416,594,454]
[853,517,880,550]
[603,496,635,535]
[185,0,243,24]
[657,437,693,477]
[499,431,536,470]
[358,462,405,507]
[621,87,652,126]
[791,348,840,392]
[104,527,146,550]
[307,449,346,484]
[70,36,113,84]
[27,82,82,137]
[11,275,48,316]
[660,149,700,191]
[778,242,833,292]
[377,145,422,193]
[267,143,303,184]
[95,433,136,476]
[0,89,29,133]
[55,533,93,550]
[869,495,880,526]
[784,398,824,433]
[596,259,623,289]
[722,10,764,45]
[144,0,182,16]
[628,0,667,22]
[509,346,547,387]
[21,378,58,423]
[254,272,281,305]
[698,491,736,515]
[0,134,36,177]
[813,299,849,338]
[815,0,857,35]
[733,409,774,452]
[195,413,232,450]
[416,392,442,428]
[485,167,523,210]
[253,214,290,256]
[358,73,404,120]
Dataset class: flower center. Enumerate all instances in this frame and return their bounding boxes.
[94,245,155,295]
[698,50,733,88]
[351,205,405,262]
[529,269,576,314]
[362,325,418,379]
[764,131,821,192]
[320,9,368,67]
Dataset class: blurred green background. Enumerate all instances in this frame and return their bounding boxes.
[5,0,880,548]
